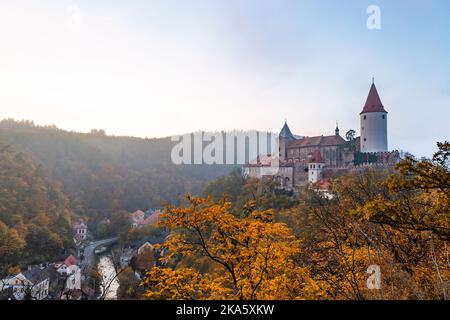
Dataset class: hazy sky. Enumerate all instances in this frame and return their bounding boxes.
[0,0,449,157]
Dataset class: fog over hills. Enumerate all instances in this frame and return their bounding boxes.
[0,119,241,215]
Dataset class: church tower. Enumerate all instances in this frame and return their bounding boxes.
[279,121,295,161]
[360,80,388,153]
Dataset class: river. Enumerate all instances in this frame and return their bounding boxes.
[97,255,119,300]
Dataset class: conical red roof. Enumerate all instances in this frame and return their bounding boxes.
[360,83,387,114]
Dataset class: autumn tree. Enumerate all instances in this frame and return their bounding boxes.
[354,141,450,299]
[117,267,143,300]
[0,222,26,276]
[136,246,156,272]
[204,172,297,212]
[359,141,450,240]
[278,142,450,300]
[142,196,322,300]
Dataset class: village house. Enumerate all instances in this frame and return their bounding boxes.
[0,254,83,300]
[0,267,50,300]
[131,210,145,227]
[53,255,81,295]
[73,221,87,242]
[131,209,162,228]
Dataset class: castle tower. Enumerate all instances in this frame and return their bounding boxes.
[308,149,325,184]
[279,121,295,161]
[360,80,388,153]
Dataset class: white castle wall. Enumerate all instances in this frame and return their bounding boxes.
[360,111,388,153]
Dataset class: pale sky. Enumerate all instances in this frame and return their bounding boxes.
[0,0,449,157]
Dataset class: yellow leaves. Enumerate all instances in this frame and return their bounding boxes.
[142,196,323,300]
[142,267,232,300]
[7,265,21,275]
[250,208,275,223]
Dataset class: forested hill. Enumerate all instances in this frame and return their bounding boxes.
[0,142,74,270]
[0,119,235,219]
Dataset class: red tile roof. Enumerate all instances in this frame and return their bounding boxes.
[317,179,332,190]
[138,210,162,226]
[287,135,346,148]
[64,255,77,267]
[361,83,387,114]
[309,149,325,163]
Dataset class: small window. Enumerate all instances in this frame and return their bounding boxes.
[364,138,367,142]
[382,115,385,119]
[364,115,367,120]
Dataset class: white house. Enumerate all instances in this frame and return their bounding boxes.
[53,255,81,298]
[73,221,87,241]
[55,255,78,275]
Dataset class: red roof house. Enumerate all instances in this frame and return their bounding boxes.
[64,255,78,267]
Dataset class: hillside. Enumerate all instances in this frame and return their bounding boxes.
[0,142,74,272]
[0,119,236,220]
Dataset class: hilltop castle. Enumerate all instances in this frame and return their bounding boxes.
[243,81,399,189]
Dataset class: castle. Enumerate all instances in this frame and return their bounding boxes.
[243,81,399,189]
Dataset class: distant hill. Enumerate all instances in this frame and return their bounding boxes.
[0,119,237,219]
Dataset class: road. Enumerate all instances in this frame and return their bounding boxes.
[81,237,117,272]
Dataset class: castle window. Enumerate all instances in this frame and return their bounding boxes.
[364,115,367,120]
[364,138,367,142]
[382,115,385,119]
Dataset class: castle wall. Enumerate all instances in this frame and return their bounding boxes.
[286,145,350,167]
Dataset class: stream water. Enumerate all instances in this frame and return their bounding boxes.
[97,255,119,300]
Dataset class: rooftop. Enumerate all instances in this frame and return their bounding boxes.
[309,149,325,163]
[287,134,346,148]
[279,122,296,141]
[360,82,387,114]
